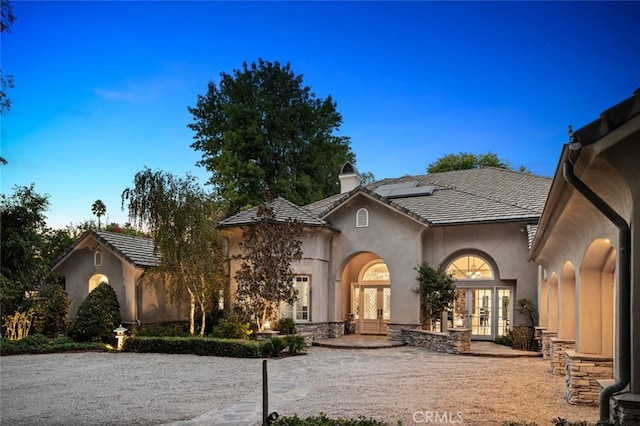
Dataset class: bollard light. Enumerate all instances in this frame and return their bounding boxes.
[113,324,128,351]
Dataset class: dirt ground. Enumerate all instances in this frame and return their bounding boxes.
[0,346,599,425]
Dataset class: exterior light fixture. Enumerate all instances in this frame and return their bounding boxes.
[113,324,128,351]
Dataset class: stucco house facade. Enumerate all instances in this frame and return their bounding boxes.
[529,89,640,423]
[52,230,187,326]
[218,165,551,342]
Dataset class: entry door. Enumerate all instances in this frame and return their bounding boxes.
[359,285,390,334]
[453,288,494,340]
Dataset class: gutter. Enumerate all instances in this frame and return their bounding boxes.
[563,160,631,421]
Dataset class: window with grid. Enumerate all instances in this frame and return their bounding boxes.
[280,276,309,321]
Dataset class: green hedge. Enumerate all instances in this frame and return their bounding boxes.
[122,336,269,358]
[0,335,110,356]
[273,413,390,425]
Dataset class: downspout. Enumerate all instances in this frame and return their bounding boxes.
[563,161,631,421]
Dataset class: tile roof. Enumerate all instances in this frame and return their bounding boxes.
[217,197,335,229]
[306,167,551,226]
[93,231,159,267]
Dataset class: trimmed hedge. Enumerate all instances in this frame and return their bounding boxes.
[273,413,390,425]
[0,335,110,356]
[123,336,269,358]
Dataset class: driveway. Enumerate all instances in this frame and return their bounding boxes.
[0,346,598,425]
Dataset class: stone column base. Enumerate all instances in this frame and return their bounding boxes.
[549,338,575,375]
[541,330,558,360]
[611,392,640,425]
[565,350,613,405]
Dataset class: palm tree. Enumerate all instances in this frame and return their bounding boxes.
[91,199,106,230]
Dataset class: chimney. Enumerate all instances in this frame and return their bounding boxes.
[338,162,362,193]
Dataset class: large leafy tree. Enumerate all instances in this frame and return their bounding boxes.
[233,196,303,331]
[1,0,16,165]
[0,184,53,330]
[122,168,227,336]
[427,151,529,173]
[188,58,354,215]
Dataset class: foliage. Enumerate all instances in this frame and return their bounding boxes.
[274,317,297,335]
[91,199,106,230]
[427,151,530,174]
[494,330,514,347]
[3,310,33,339]
[188,58,355,215]
[0,0,16,116]
[70,282,121,343]
[510,325,532,351]
[32,283,71,337]
[122,336,269,358]
[0,335,110,356]
[501,420,618,426]
[104,222,149,237]
[133,324,189,337]
[211,315,252,339]
[273,413,391,426]
[516,298,539,350]
[413,262,456,330]
[122,167,227,336]
[283,334,306,355]
[0,184,55,333]
[233,196,304,331]
[264,336,288,357]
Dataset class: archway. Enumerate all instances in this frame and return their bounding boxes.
[578,238,615,355]
[88,274,109,294]
[340,252,390,335]
[558,262,576,340]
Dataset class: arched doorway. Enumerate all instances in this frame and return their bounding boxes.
[446,253,511,340]
[88,274,109,294]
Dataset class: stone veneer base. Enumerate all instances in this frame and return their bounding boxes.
[401,328,472,354]
[549,338,575,376]
[295,321,344,340]
[565,350,613,406]
[541,330,558,360]
[611,392,640,425]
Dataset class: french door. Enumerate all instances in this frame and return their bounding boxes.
[452,287,512,340]
[352,284,390,335]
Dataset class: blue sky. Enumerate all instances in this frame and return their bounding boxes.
[1,1,639,229]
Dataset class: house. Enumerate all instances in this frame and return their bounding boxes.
[51,230,188,326]
[218,165,551,342]
[529,89,640,422]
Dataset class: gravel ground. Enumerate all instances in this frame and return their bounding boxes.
[0,346,599,426]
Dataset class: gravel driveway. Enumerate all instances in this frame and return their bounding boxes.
[0,346,598,425]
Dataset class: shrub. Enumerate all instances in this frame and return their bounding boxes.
[273,413,390,425]
[122,336,268,358]
[511,325,532,351]
[284,334,306,355]
[211,315,252,339]
[33,283,71,337]
[274,317,296,335]
[70,282,121,343]
[264,336,288,357]
[134,324,189,337]
[494,330,513,347]
[0,334,109,356]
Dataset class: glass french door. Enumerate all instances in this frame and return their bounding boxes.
[353,284,390,335]
[452,287,512,340]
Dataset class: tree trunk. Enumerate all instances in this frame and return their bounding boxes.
[188,290,196,336]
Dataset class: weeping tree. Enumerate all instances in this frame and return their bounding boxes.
[122,168,227,336]
[233,196,303,331]
[414,261,456,331]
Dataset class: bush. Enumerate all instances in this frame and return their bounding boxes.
[494,331,513,347]
[33,283,71,337]
[273,413,390,425]
[274,317,296,335]
[211,315,252,339]
[123,336,269,358]
[284,334,306,355]
[0,334,110,356]
[264,336,288,357]
[70,282,121,343]
[511,325,532,351]
[134,324,189,337]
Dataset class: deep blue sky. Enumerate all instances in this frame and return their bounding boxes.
[2,1,639,229]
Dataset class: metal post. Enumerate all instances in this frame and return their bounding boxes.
[262,359,268,426]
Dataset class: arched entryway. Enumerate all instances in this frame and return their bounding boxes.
[446,252,512,340]
[341,253,391,335]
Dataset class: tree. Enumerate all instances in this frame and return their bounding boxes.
[91,199,106,230]
[70,282,121,343]
[0,184,51,333]
[233,195,303,331]
[413,262,456,331]
[1,0,16,164]
[427,151,527,173]
[188,58,355,215]
[121,168,227,336]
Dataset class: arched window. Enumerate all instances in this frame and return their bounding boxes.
[88,274,109,293]
[356,208,369,228]
[94,250,102,267]
[361,262,390,282]
[446,254,494,280]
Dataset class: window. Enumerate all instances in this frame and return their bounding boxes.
[446,254,494,280]
[281,276,309,321]
[362,262,390,281]
[356,208,369,227]
[94,250,102,267]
